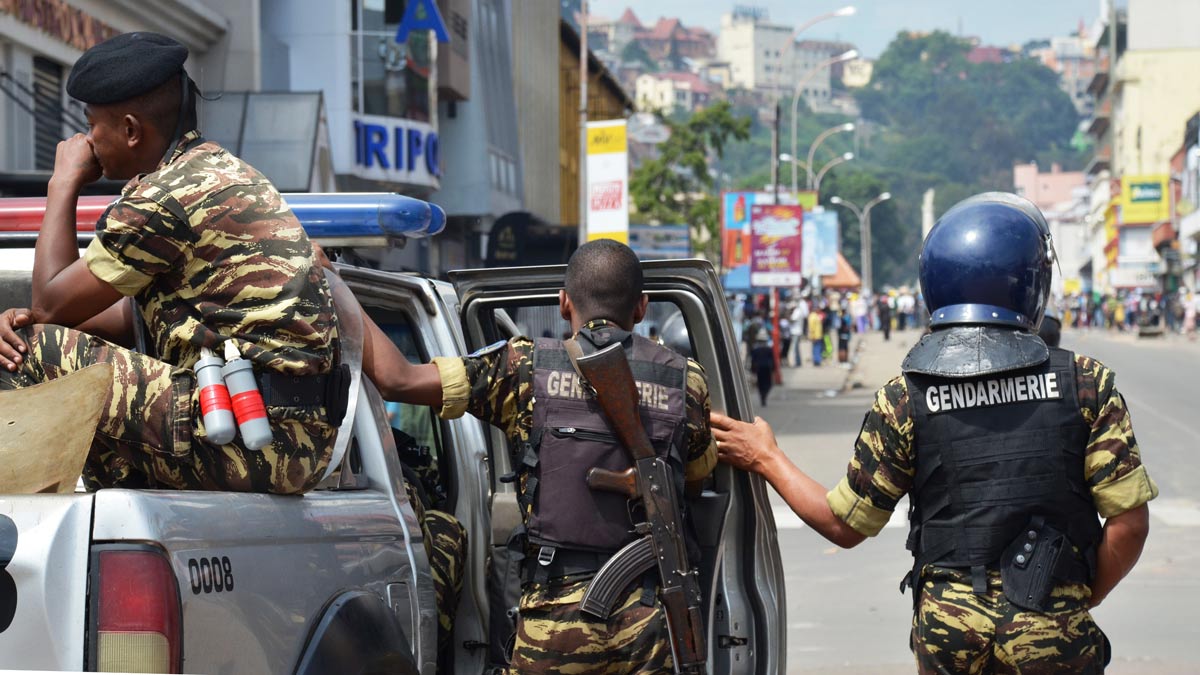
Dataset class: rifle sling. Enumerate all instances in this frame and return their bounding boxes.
[562,337,589,387]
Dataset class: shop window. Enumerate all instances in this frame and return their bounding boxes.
[351,0,434,122]
[199,92,323,192]
[32,57,63,171]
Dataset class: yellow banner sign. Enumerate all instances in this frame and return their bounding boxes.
[587,123,627,155]
[1120,174,1169,225]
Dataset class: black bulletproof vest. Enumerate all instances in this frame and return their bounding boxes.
[524,334,688,553]
[903,348,1102,591]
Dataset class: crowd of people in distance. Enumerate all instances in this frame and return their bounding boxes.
[1060,288,1200,336]
[730,287,928,406]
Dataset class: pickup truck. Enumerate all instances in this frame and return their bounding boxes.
[0,193,786,674]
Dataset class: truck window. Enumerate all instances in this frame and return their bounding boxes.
[366,307,454,508]
[486,300,693,359]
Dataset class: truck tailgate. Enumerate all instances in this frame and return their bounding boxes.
[0,495,94,670]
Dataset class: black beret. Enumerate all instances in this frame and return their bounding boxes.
[66,32,188,105]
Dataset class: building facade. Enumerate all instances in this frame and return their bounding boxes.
[0,0,250,193]
[634,71,712,114]
[1081,0,1200,293]
[718,7,793,94]
[1029,29,1097,116]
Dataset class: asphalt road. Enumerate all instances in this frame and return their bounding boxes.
[760,328,1200,675]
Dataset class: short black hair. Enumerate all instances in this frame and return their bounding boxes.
[564,239,644,324]
[105,75,197,139]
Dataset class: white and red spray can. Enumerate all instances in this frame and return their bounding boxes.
[195,347,236,445]
[222,341,273,450]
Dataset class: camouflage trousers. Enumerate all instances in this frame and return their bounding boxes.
[912,567,1109,674]
[510,577,673,674]
[0,324,334,494]
[407,482,467,653]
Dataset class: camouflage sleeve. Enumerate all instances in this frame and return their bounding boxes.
[826,376,915,537]
[432,338,534,443]
[1075,354,1159,518]
[84,194,190,296]
[683,359,717,483]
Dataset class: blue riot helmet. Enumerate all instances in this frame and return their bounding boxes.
[919,192,1054,331]
[904,192,1055,379]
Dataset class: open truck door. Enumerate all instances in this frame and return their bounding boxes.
[450,258,787,675]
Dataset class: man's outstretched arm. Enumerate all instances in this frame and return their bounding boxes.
[710,412,866,549]
[313,243,443,407]
[361,311,443,407]
[1088,503,1149,608]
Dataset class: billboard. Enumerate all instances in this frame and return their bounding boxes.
[721,191,798,267]
[1120,174,1170,225]
[629,224,691,260]
[802,209,839,276]
[586,120,629,243]
[750,204,803,287]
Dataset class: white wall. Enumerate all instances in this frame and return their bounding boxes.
[260,0,354,175]
[1128,0,1200,51]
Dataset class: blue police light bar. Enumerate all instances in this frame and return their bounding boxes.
[284,193,447,241]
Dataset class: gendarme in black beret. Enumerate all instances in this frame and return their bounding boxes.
[66,32,188,105]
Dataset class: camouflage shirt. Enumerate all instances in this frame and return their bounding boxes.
[828,353,1159,537]
[84,130,336,374]
[433,320,718,485]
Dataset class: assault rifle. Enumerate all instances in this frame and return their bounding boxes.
[564,339,706,675]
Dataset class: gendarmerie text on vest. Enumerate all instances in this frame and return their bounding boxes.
[544,370,672,412]
[924,372,1061,413]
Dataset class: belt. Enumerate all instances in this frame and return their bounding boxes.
[523,546,612,584]
[257,363,351,426]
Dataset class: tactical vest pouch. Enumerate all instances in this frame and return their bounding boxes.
[1000,516,1065,611]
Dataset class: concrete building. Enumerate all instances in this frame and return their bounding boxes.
[0,0,254,192]
[1175,113,1200,288]
[1013,162,1086,211]
[792,40,834,109]
[635,17,714,64]
[1081,0,1200,293]
[718,7,793,94]
[1014,162,1089,296]
[1029,27,1097,116]
[634,71,712,114]
[511,0,560,226]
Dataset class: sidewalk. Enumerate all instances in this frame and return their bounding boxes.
[773,329,918,399]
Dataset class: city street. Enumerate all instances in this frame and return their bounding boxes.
[758,328,1200,675]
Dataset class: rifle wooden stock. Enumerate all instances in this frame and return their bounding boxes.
[586,466,638,498]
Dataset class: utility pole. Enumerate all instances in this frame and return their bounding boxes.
[771,100,780,204]
[578,1,589,245]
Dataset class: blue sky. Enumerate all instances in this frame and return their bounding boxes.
[609,0,1107,58]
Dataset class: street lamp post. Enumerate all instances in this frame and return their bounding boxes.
[790,49,857,194]
[831,191,891,293]
[813,152,853,195]
[805,122,855,191]
[769,6,854,201]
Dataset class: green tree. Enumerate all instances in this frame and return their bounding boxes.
[629,101,751,259]
[711,30,1083,288]
[621,41,657,73]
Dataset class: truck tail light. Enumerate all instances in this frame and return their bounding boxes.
[94,548,181,673]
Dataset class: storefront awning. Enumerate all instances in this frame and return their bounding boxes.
[821,253,861,289]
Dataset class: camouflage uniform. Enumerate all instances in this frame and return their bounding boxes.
[394,427,466,653]
[433,320,718,674]
[827,354,1158,674]
[0,131,338,494]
